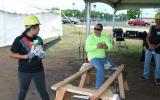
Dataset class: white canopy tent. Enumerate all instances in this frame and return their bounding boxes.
[0,2,63,47]
[83,0,160,37]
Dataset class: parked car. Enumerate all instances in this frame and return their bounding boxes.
[62,18,70,24]
[128,19,150,26]
[62,17,79,24]
[150,20,156,26]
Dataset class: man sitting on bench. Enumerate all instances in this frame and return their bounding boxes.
[85,23,114,90]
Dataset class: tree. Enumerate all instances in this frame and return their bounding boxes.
[73,9,81,18]
[80,9,86,18]
[119,13,127,21]
[46,7,60,12]
[51,7,60,11]
[62,9,73,17]
[61,9,113,21]
[127,8,141,20]
[62,9,81,18]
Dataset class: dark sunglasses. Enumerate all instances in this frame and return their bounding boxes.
[94,28,102,31]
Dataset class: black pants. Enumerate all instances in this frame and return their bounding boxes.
[18,71,50,100]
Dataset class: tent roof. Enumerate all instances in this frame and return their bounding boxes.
[84,0,160,11]
[0,0,49,14]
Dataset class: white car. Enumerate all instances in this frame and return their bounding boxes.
[150,21,156,26]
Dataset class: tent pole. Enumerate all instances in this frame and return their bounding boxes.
[3,7,7,46]
[112,9,116,44]
[85,0,91,39]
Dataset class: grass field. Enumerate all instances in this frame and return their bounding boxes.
[45,24,143,61]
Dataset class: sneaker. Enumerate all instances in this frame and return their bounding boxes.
[139,76,149,80]
[155,79,160,85]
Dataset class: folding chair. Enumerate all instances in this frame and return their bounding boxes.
[113,28,128,51]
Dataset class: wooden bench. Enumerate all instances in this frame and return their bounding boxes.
[51,63,129,100]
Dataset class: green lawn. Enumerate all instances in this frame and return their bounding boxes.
[45,24,143,64]
[47,25,142,56]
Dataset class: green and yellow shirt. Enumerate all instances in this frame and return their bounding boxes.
[85,33,112,61]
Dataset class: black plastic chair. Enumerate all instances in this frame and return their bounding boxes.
[113,28,128,51]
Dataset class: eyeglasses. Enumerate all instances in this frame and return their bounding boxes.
[94,28,102,31]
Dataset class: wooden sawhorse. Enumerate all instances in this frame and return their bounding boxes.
[51,63,129,100]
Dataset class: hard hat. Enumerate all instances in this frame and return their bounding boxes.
[24,15,40,27]
[155,12,160,20]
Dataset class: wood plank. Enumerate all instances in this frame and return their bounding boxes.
[63,85,113,99]
[64,84,96,96]
[79,71,88,88]
[64,92,71,100]
[55,88,67,100]
[90,65,125,100]
[51,63,92,90]
[124,80,129,91]
[118,73,125,99]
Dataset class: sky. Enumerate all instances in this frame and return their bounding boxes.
[0,0,158,18]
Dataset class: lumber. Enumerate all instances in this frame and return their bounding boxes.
[118,73,125,99]
[60,84,113,99]
[51,63,92,90]
[79,71,88,88]
[90,64,125,100]
[124,80,129,91]
[55,88,67,100]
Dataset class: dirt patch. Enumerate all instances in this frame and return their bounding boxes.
[0,25,160,100]
[1,46,160,100]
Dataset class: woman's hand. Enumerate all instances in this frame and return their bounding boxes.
[149,44,156,50]
[97,43,108,49]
